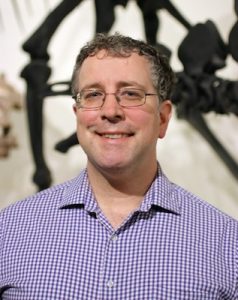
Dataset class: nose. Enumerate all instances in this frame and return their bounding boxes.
[100,93,125,122]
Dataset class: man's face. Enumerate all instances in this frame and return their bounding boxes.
[73,51,172,175]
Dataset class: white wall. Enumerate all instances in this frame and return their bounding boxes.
[0,0,237,218]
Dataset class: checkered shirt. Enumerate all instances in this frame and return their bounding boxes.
[0,168,237,299]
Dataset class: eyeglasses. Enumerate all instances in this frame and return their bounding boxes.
[72,88,157,109]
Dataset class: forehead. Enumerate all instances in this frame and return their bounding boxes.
[77,51,153,88]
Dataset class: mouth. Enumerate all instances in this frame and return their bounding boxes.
[96,132,134,139]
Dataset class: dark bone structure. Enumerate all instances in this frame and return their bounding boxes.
[21,0,238,190]
[21,0,83,190]
[172,20,238,179]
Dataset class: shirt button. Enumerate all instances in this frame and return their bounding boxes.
[107,280,114,288]
[111,234,118,242]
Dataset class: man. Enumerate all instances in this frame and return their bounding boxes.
[0,33,237,299]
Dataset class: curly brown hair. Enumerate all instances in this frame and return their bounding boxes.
[71,33,175,102]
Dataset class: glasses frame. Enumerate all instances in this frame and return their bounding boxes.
[72,88,158,110]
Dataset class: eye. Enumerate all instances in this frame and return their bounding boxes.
[83,90,104,100]
[120,89,143,99]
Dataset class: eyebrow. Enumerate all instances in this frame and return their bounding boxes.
[80,81,146,91]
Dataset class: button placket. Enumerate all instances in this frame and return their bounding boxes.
[103,233,119,290]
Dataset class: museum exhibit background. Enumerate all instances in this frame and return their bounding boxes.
[0,0,237,219]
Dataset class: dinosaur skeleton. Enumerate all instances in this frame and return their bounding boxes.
[20,0,238,190]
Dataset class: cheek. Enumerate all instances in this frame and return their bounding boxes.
[75,112,94,144]
[130,110,160,136]
[76,111,98,128]
[75,112,96,148]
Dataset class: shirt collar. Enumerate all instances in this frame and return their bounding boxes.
[139,168,181,215]
[58,169,99,212]
[58,167,181,215]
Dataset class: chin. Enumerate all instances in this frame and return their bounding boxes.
[95,160,130,174]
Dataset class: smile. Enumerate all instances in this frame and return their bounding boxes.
[97,133,133,139]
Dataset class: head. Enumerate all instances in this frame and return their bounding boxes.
[71,33,175,103]
[71,33,174,178]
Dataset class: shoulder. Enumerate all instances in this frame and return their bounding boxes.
[0,178,74,224]
[172,183,238,233]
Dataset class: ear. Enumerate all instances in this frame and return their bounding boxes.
[73,103,77,114]
[158,100,172,139]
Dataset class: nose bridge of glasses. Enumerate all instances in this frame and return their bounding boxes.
[103,92,121,105]
[99,92,127,115]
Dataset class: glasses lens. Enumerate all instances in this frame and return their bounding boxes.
[80,89,104,108]
[118,88,145,107]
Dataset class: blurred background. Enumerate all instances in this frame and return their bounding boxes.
[0,0,237,219]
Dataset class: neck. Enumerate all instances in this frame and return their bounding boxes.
[86,162,158,228]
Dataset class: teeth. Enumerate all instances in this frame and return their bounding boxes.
[102,134,128,139]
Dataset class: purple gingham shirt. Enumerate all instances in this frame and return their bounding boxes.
[0,168,237,299]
